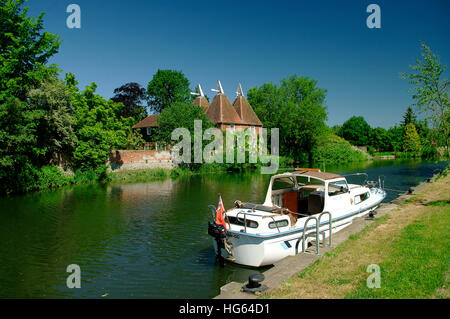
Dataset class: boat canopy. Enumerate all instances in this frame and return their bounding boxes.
[271,170,343,182]
[292,170,343,181]
[263,170,346,207]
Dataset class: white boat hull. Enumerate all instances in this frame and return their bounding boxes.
[214,194,384,267]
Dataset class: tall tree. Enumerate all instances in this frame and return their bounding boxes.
[403,123,422,153]
[387,125,404,152]
[156,101,213,144]
[340,116,372,146]
[248,75,328,164]
[369,127,389,151]
[400,41,449,156]
[147,69,191,113]
[0,0,61,194]
[27,79,76,165]
[111,82,147,120]
[0,0,61,102]
[401,106,417,127]
[70,80,135,171]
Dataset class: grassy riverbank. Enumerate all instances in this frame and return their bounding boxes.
[108,156,299,184]
[263,172,450,299]
[108,165,227,183]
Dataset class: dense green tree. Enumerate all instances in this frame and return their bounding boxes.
[369,127,389,151]
[248,83,285,132]
[386,125,404,152]
[27,79,76,165]
[111,82,148,120]
[0,97,38,194]
[156,102,213,168]
[403,123,422,153]
[401,41,449,156]
[415,119,438,157]
[0,0,61,102]
[156,101,213,144]
[281,75,328,164]
[340,116,371,146]
[400,106,417,127]
[70,81,135,171]
[0,0,62,194]
[331,125,342,137]
[248,75,328,164]
[147,69,191,113]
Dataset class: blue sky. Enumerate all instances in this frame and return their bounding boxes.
[26,0,449,128]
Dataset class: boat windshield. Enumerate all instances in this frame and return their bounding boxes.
[296,176,325,187]
[328,180,349,196]
[272,177,295,190]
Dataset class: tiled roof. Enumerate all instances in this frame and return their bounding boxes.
[206,94,243,125]
[132,114,159,128]
[193,96,210,113]
[132,84,264,129]
[232,96,263,126]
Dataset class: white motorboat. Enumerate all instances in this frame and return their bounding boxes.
[207,169,386,267]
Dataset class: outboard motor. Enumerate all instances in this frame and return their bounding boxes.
[208,221,227,267]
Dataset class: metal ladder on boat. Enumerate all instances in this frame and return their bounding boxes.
[296,212,333,255]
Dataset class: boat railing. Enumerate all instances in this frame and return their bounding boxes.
[344,172,386,191]
[300,216,320,255]
[318,212,332,248]
[235,211,281,233]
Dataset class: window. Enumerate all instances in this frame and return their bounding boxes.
[297,176,325,187]
[251,126,255,133]
[354,192,370,204]
[269,219,289,229]
[227,216,258,228]
[328,180,349,196]
[272,177,295,191]
[230,124,235,132]
[146,127,152,135]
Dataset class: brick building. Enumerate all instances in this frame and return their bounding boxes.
[132,82,263,141]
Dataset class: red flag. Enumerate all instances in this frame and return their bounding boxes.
[215,196,226,228]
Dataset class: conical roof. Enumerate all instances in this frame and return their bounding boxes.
[232,96,263,126]
[193,96,210,113]
[206,93,243,124]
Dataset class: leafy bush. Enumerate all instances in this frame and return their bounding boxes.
[36,166,72,189]
[73,165,110,184]
[312,133,369,166]
[1,165,73,195]
[125,130,146,150]
[367,146,376,156]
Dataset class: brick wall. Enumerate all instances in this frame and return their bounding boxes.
[107,150,176,172]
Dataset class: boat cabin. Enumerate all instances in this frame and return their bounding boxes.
[225,169,375,234]
[263,169,352,216]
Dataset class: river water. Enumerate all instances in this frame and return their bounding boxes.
[0,159,446,298]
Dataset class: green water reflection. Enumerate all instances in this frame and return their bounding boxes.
[0,159,446,298]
